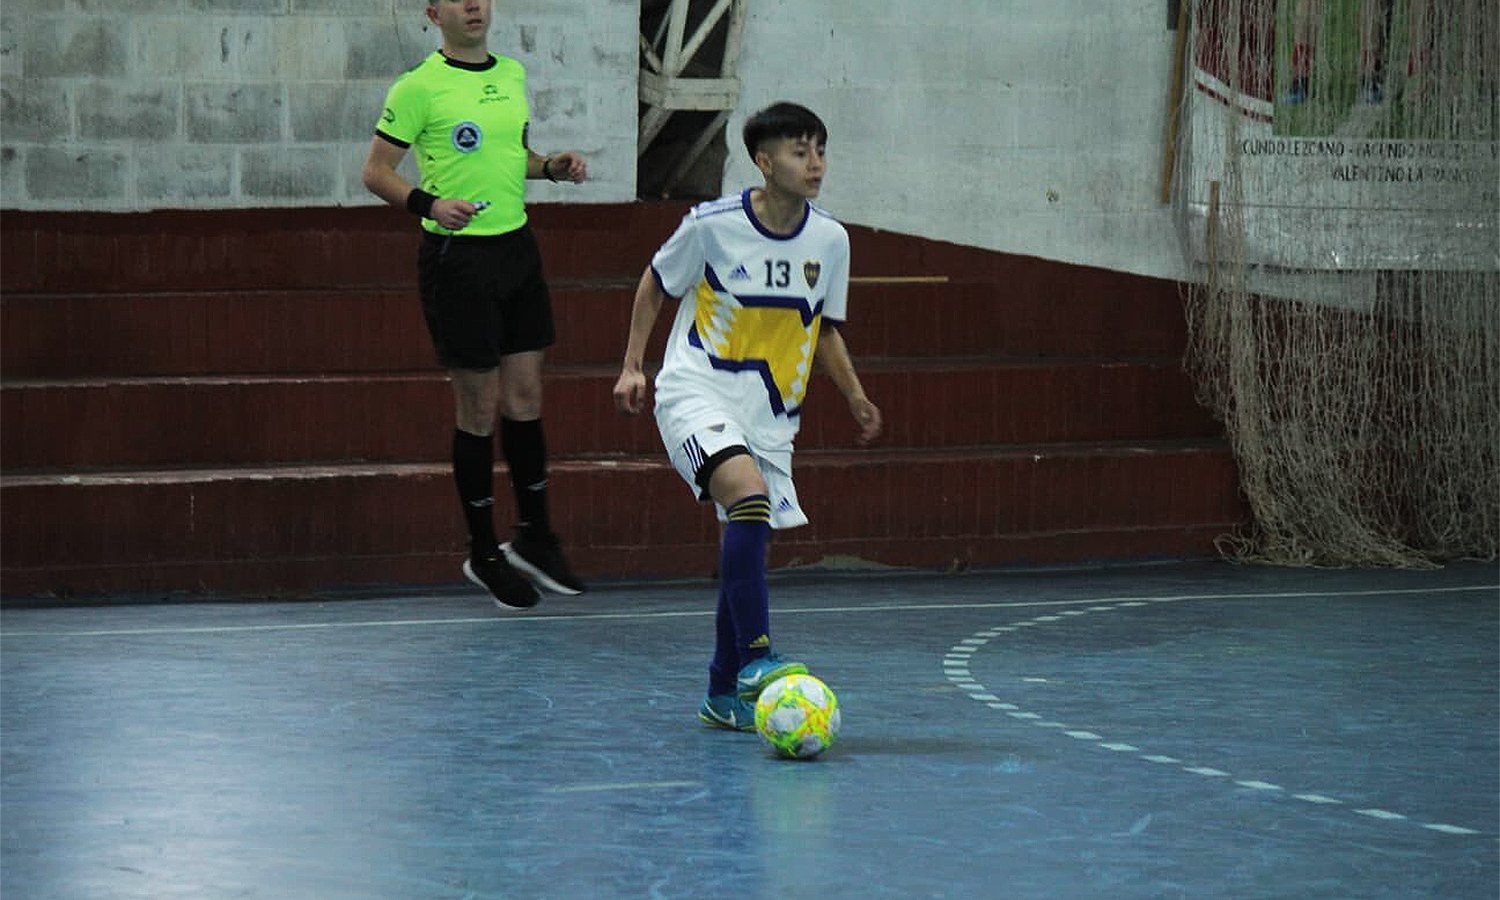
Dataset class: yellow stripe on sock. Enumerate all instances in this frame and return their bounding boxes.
[726,496,771,523]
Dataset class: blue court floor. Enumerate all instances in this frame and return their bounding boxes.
[3,559,1497,899]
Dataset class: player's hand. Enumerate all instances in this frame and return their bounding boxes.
[548,151,588,183]
[613,369,648,415]
[430,197,479,231]
[850,396,882,446]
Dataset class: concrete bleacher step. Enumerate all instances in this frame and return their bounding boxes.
[0,440,1242,596]
[1,278,1185,379]
[1,358,1219,470]
[0,203,1246,598]
[0,205,689,295]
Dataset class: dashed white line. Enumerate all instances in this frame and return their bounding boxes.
[1236,781,1283,791]
[1424,823,1480,835]
[942,586,1495,839]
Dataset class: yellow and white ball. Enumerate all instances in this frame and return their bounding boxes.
[754,673,841,759]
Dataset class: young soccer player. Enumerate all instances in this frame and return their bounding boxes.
[362,0,587,610]
[611,102,883,730]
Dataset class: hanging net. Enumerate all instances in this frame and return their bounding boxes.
[1173,0,1499,566]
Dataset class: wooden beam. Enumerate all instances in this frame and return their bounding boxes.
[722,0,747,77]
[639,71,741,110]
[662,109,733,195]
[661,0,691,76]
[639,33,662,74]
[639,106,674,153]
[679,0,735,74]
[1160,0,1191,204]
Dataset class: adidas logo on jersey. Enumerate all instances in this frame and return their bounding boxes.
[729,264,752,281]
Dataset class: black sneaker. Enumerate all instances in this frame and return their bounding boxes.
[502,530,586,595]
[463,553,541,610]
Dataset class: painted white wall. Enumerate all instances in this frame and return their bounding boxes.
[724,0,1189,280]
[0,0,639,210]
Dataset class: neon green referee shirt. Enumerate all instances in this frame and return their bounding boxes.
[376,52,531,237]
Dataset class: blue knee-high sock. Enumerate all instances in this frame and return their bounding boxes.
[708,588,738,697]
[708,495,771,694]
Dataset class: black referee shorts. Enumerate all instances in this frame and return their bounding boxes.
[416,224,556,370]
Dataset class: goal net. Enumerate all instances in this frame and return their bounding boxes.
[1173,0,1498,566]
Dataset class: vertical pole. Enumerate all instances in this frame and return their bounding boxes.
[1207,180,1221,296]
[722,0,748,78]
[1161,0,1192,204]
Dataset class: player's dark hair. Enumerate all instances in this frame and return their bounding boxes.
[742,102,827,160]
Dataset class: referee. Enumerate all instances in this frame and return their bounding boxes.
[362,0,587,610]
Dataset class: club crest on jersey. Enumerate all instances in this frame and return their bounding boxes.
[451,121,483,153]
[803,260,822,289]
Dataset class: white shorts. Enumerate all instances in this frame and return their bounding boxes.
[663,422,808,530]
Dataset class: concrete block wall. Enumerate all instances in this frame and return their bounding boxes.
[4,0,1194,280]
[0,0,639,210]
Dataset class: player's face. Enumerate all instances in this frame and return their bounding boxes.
[428,0,491,49]
[758,135,827,199]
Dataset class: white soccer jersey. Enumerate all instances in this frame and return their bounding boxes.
[650,189,851,464]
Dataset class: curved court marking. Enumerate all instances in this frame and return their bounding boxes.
[942,585,1495,838]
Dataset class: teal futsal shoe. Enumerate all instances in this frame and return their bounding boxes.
[735,654,808,700]
[698,694,758,731]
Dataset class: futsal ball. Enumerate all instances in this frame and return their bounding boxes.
[754,673,840,759]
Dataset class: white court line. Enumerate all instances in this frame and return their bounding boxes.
[943,587,1496,838]
[546,780,701,794]
[1,583,1494,639]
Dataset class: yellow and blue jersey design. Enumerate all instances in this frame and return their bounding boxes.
[650,190,851,453]
[689,263,825,417]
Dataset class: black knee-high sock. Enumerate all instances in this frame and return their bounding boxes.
[453,428,499,557]
[499,416,550,537]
